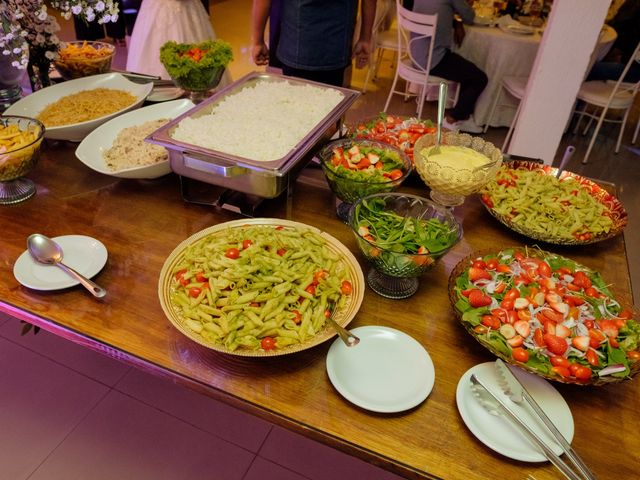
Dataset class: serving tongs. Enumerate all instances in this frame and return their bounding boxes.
[469,374,583,480]
[111,69,176,86]
[494,359,596,480]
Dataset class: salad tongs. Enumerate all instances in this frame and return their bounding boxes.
[470,374,583,480]
[494,359,596,480]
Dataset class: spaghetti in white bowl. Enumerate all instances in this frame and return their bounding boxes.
[5,73,153,142]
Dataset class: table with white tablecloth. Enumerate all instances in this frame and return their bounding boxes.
[455,23,617,127]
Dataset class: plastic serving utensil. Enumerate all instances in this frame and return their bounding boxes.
[555,145,576,179]
[432,81,448,155]
[494,359,596,480]
[27,234,107,298]
[469,374,581,480]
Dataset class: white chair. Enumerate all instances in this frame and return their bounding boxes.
[572,40,640,164]
[383,0,459,119]
[483,76,528,152]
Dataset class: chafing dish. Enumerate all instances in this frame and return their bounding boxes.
[147,72,360,198]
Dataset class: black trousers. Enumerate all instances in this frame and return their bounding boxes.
[430,50,488,122]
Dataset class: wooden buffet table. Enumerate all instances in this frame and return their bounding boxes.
[1,141,638,480]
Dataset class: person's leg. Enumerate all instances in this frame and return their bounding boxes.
[430,50,487,121]
[280,64,346,87]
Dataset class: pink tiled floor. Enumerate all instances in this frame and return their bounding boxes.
[0,313,405,480]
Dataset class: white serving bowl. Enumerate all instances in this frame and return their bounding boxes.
[4,73,154,142]
[75,98,194,179]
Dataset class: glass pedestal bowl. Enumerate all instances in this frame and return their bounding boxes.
[349,192,463,299]
[318,138,412,223]
[0,116,45,205]
[54,41,116,80]
[413,132,503,208]
[169,65,226,103]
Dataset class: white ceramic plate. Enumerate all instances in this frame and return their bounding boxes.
[147,86,184,103]
[326,326,435,412]
[75,98,194,179]
[4,73,153,142]
[13,235,108,291]
[456,362,574,462]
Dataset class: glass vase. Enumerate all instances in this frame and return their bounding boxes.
[27,58,52,92]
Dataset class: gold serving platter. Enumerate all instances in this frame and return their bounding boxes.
[448,248,640,386]
[158,218,365,357]
[480,160,627,245]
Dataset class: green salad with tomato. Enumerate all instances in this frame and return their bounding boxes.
[351,195,461,277]
[160,39,233,91]
[320,140,410,203]
[451,247,640,384]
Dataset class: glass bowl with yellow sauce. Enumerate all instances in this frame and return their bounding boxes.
[414,132,503,207]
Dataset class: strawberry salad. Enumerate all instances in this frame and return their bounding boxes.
[452,247,640,384]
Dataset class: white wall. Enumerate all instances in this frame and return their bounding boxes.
[508,0,611,164]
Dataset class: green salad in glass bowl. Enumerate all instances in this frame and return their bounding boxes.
[349,192,462,298]
[160,39,233,102]
[318,138,412,222]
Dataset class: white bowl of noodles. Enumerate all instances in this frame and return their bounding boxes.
[4,73,153,142]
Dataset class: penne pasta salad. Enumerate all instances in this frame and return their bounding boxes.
[168,224,356,352]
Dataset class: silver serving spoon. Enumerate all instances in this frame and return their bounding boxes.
[555,145,575,179]
[27,234,107,298]
[326,305,359,347]
[431,81,448,155]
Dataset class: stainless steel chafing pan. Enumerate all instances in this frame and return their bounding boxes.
[147,72,360,198]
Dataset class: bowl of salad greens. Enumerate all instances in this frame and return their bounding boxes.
[160,40,233,103]
[319,138,412,222]
[349,192,462,299]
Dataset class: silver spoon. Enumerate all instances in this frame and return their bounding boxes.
[326,305,359,347]
[555,145,575,179]
[431,81,448,155]
[27,234,107,298]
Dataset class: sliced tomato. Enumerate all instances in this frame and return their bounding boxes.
[512,347,529,363]
[225,247,240,259]
[585,349,600,367]
[340,280,353,295]
[260,337,276,350]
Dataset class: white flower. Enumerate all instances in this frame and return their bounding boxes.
[37,10,48,21]
[96,1,105,12]
[13,47,22,54]
[45,50,57,60]
[6,33,14,41]
[2,50,9,55]
[72,5,82,14]
[12,60,21,68]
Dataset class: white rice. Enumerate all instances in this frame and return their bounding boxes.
[103,119,169,171]
[170,81,344,161]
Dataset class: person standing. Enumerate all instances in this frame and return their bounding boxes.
[251,0,377,87]
[411,0,488,133]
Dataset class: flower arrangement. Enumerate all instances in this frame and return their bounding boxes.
[0,0,119,89]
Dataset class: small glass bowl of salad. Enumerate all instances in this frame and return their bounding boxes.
[349,192,463,299]
[318,138,412,222]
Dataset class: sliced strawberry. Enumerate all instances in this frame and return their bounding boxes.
[469,267,492,282]
[513,320,531,338]
[507,335,524,347]
[571,335,591,352]
[366,152,380,164]
[544,334,568,355]
[599,319,620,338]
[468,289,492,308]
[555,324,571,339]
